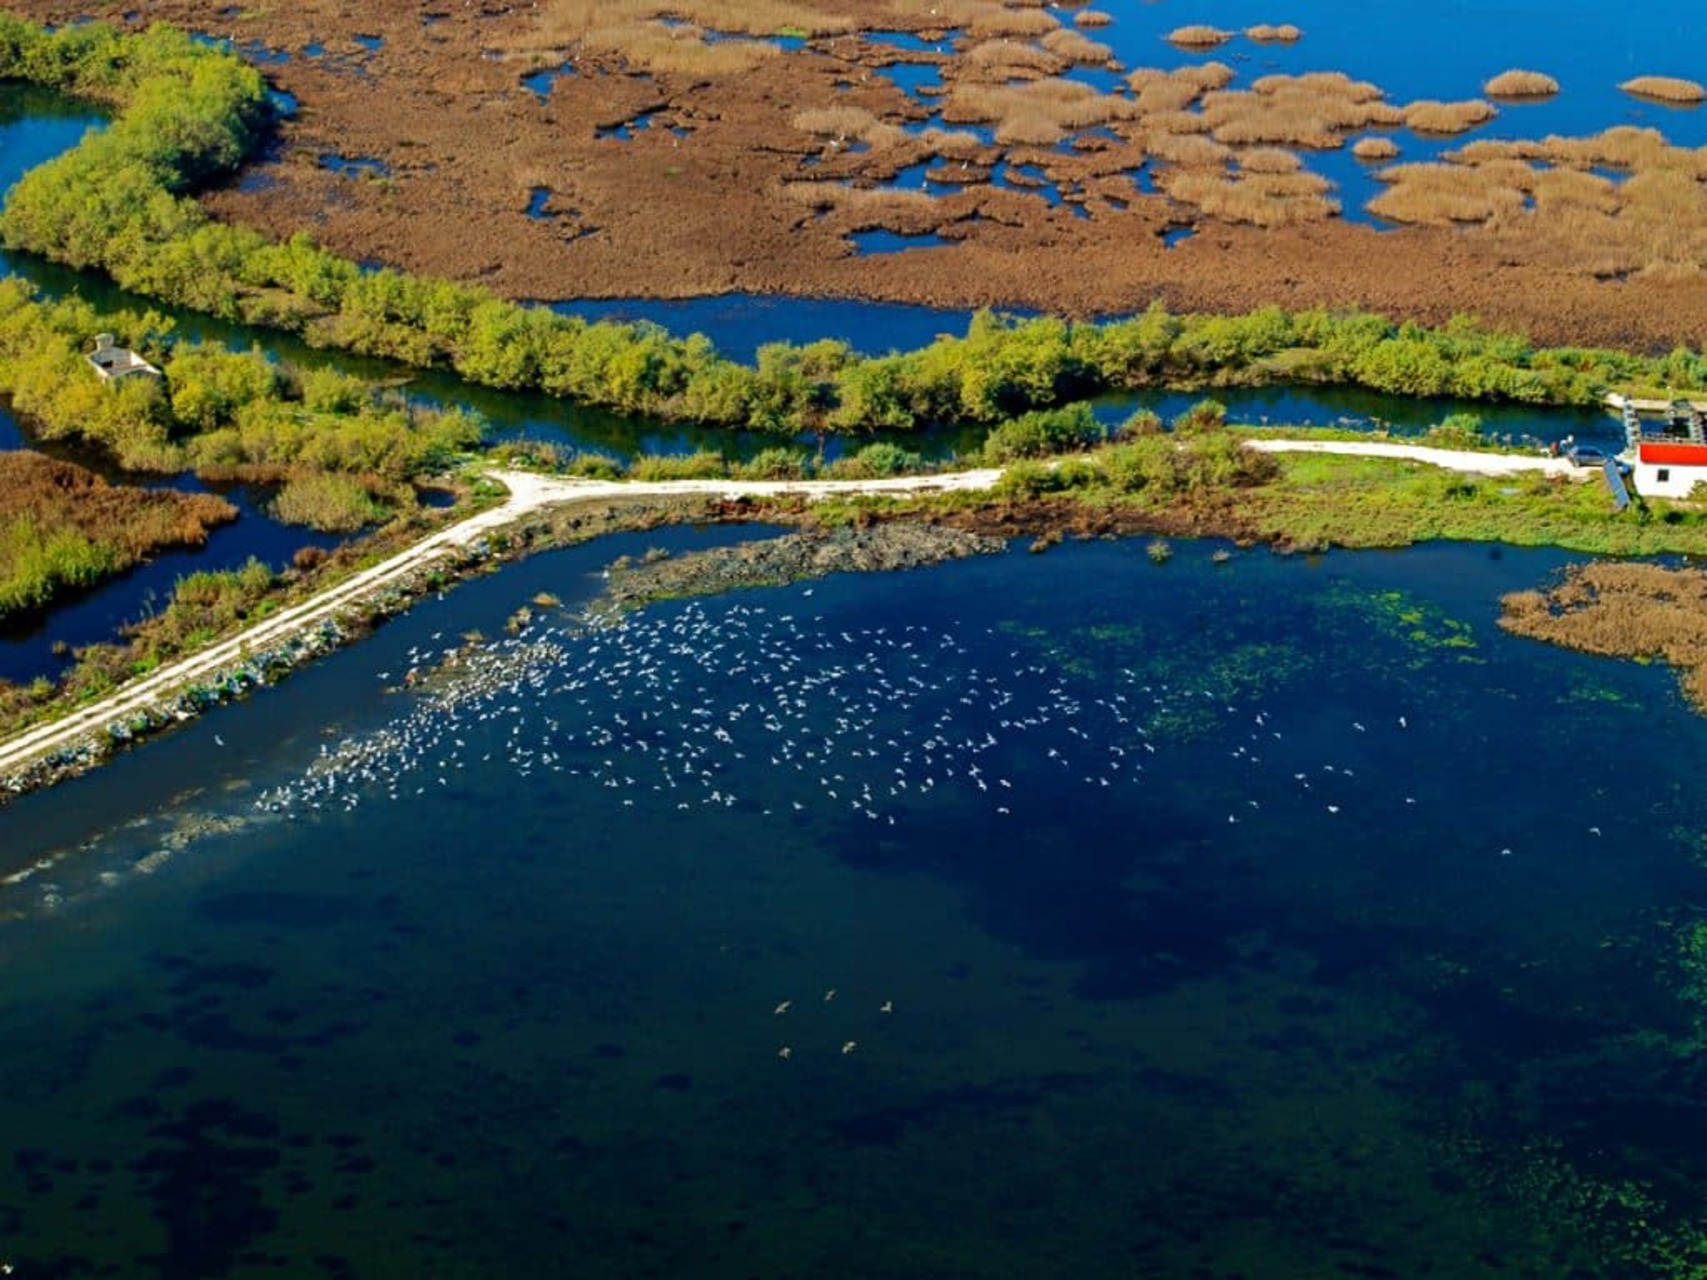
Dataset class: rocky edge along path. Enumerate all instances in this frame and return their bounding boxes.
[0,467,1005,789]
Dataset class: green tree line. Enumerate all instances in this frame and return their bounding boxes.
[4,15,1707,435]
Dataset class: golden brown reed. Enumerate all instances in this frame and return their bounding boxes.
[1351,135,1400,161]
[1166,25,1232,48]
[944,76,1138,145]
[791,104,907,149]
[1500,563,1707,710]
[1619,75,1707,103]
[958,38,1063,80]
[1244,23,1303,42]
[608,23,782,75]
[1145,130,1233,167]
[1252,71,1383,101]
[1160,167,1338,225]
[1366,160,1526,225]
[963,5,1061,38]
[1201,75,1403,148]
[534,0,852,43]
[1073,10,1113,27]
[1482,69,1559,98]
[1402,98,1497,135]
[1040,27,1113,64]
[0,452,236,562]
[1237,146,1303,173]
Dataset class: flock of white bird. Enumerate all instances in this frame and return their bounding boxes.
[253,595,1412,845]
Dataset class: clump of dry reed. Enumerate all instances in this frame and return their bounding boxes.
[958,38,1063,80]
[1237,146,1302,173]
[1145,130,1232,167]
[1073,10,1113,27]
[1483,68,1558,98]
[963,4,1060,39]
[1500,563,1707,709]
[1244,23,1302,42]
[1366,160,1526,224]
[535,0,853,42]
[1126,62,1235,114]
[608,22,782,75]
[1620,75,1707,103]
[1166,25,1232,48]
[1041,27,1112,64]
[1200,74,1402,148]
[792,104,908,149]
[1160,167,1338,225]
[1402,98,1497,135]
[944,76,1138,145]
[1351,135,1400,161]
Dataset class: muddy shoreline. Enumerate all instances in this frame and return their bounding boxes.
[6,2,1704,354]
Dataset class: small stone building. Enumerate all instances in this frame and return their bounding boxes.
[86,333,161,383]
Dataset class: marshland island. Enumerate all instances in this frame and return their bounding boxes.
[10,5,1707,1279]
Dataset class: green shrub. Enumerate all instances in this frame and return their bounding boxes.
[982,403,1104,463]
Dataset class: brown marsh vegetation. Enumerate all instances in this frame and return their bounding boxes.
[1619,75,1707,104]
[1165,25,1233,48]
[1352,136,1401,161]
[1369,126,1707,277]
[1501,562,1707,710]
[1245,24,1303,43]
[1402,98,1498,135]
[1483,69,1559,98]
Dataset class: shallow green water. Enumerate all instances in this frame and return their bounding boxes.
[5,534,1707,1278]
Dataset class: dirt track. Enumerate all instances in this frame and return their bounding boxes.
[8,1,1707,354]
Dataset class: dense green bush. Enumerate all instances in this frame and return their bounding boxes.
[982,403,1105,462]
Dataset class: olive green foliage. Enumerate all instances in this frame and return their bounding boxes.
[4,14,1704,442]
[0,277,482,480]
[0,515,117,614]
[823,442,924,479]
[982,403,1104,462]
[269,472,389,532]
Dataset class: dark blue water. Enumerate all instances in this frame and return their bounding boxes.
[5,535,1707,1276]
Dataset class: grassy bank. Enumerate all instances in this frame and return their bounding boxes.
[3,16,1707,440]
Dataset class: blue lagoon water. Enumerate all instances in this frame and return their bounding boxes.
[6,533,1707,1277]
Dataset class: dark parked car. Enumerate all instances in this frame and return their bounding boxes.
[1565,445,1632,475]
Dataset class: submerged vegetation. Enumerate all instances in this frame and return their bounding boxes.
[1,14,1706,446]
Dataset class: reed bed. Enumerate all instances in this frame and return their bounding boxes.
[944,76,1139,145]
[1144,130,1233,168]
[1619,75,1707,103]
[1483,68,1558,98]
[535,0,852,43]
[1366,160,1526,225]
[1166,25,1232,48]
[1351,136,1400,161]
[1403,98,1497,135]
[963,5,1061,38]
[1073,10,1113,27]
[1160,167,1338,225]
[1127,62,1234,113]
[1238,146,1303,173]
[1500,563,1707,709]
[1040,27,1113,64]
[1244,23,1303,42]
[602,23,782,75]
[1201,75,1403,148]
[791,104,908,149]
[957,38,1063,80]
[1455,127,1707,178]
